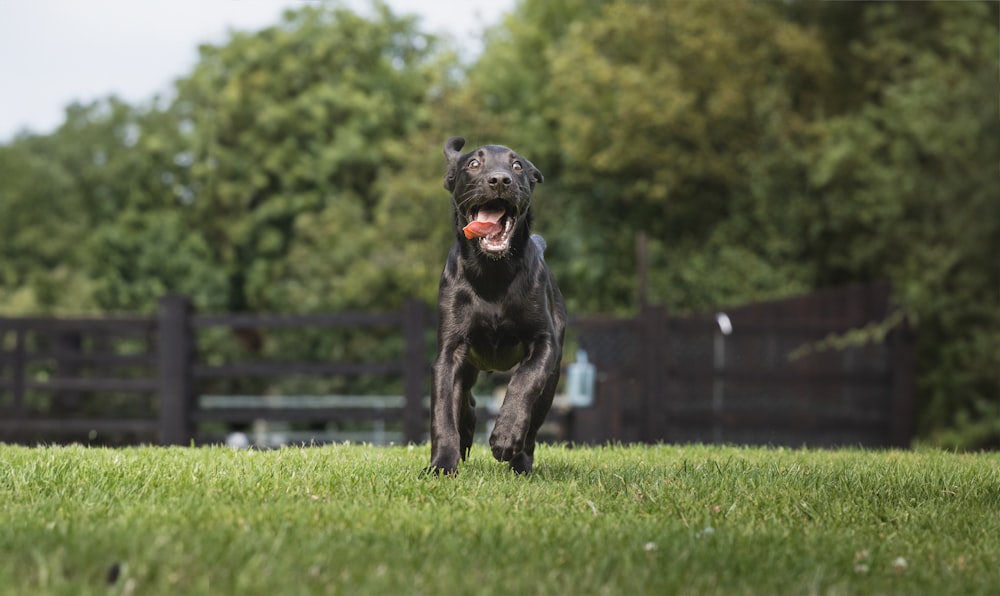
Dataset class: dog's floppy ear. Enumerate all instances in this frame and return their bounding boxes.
[443,136,466,192]
[523,157,544,187]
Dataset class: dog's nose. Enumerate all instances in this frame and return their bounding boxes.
[487,172,512,188]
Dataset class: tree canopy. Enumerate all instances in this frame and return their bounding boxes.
[1,0,997,446]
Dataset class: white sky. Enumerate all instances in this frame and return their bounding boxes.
[0,0,515,141]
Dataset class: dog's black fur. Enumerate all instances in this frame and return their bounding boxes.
[427,137,566,475]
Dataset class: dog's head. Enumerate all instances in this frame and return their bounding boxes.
[443,136,543,257]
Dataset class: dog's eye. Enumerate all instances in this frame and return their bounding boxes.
[467,158,481,169]
[512,161,523,172]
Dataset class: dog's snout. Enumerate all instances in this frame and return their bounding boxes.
[487,172,512,189]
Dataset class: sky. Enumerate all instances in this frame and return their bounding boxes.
[0,0,515,142]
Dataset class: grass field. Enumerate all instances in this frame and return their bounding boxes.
[1,443,998,595]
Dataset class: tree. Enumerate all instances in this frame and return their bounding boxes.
[784,1,1000,445]
[0,96,169,314]
[169,2,443,313]
[0,139,91,313]
[454,0,829,312]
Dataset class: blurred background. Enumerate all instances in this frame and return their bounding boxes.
[0,1,997,449]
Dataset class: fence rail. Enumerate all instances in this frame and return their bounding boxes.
[1,283,914,448]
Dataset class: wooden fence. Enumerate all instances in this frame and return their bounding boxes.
[165,295,430,446]
[0,297,431,446]
[571,282,915,447]
[0,314,160,442]
[0,282,915,448]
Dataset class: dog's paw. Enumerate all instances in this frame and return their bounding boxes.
[488,428,525,464]
[509,452,533,475]
[425,452,460,476]
[489,410,528,463]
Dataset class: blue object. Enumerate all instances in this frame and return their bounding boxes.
[566,349,596,407]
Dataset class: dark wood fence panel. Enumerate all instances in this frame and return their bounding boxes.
[0,298,432,446]
[571,282,914,447]
[0,315,160,444]
[183,298,430,446]
[569,315,643,444]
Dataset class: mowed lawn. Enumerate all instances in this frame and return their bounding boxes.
[1,443,997,595]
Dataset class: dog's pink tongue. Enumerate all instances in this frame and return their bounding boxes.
[463,208,504,239]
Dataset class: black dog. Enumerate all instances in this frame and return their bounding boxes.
[428,137,567,475]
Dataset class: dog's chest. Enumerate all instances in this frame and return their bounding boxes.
[466,314,526,372]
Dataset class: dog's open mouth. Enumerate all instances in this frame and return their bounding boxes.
[465,200,516,254]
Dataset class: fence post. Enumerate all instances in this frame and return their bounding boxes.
[402,299,428,445]
[888,317,915,448]
[158,294,195,445]
[639,305,671,443]
[12,328,26,415]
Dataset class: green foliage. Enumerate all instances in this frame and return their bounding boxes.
[86,208,228,311]
[790,1,1000,444]
[0,106,104,314]
[170,2,442,313]
[1,444,998,594]
[450,0,830,312]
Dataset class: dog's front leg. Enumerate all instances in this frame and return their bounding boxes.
[490,336,560,473]
[427,347,478,475]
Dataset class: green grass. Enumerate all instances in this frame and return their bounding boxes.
[1,443,998,595]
